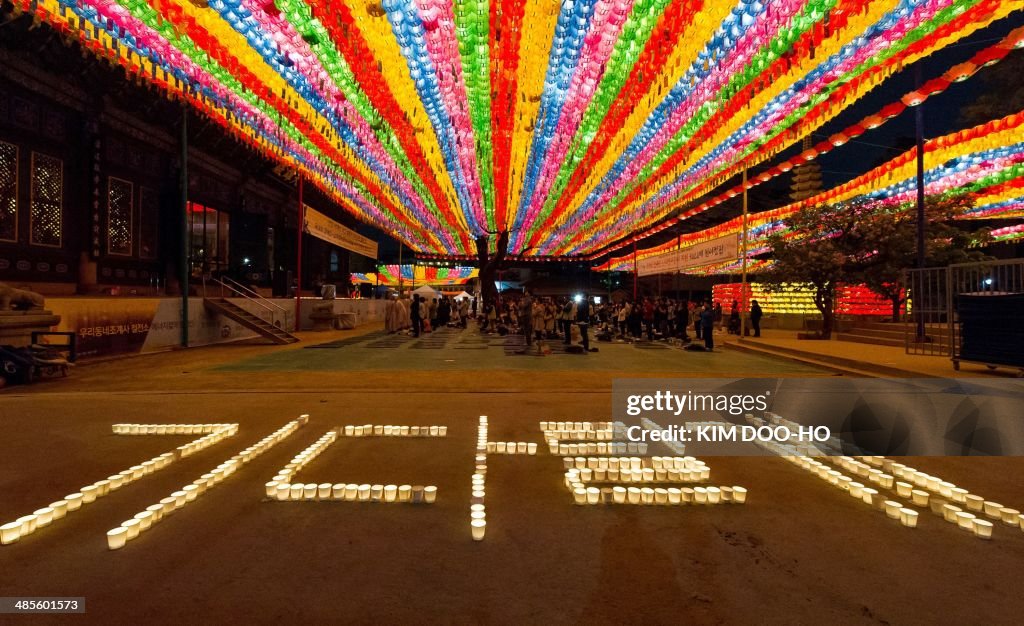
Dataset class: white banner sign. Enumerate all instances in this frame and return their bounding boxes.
[304,206,378,259]
[636,233,739,276]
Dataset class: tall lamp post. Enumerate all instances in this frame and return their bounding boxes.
[294,173,304,333]
[740,164,750,339]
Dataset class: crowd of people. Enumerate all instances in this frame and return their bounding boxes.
[384,290,765,351]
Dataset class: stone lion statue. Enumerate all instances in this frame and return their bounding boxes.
[0,283,45,311]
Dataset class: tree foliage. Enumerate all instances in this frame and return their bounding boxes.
[763,194,988,337]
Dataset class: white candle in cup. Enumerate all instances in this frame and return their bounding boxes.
[956,511,976,530]
[573,488,587,505]
[471,519,486,541]
[33,508,54,528]
[171,491,188,508]
[706,487,721,504]
[17,515,37,535]
[357,485,371,501]
[398,485,412,502]
[265,482,279,498]
[370,485,384,501]
[81,485,98,504]
[345,484,359,501]
[161,497,177,513]
[910,490,929,507]
[640,488,655,505]
[884,501,903,519]
[50,500,68,520]
[1,522,21,545]
[973,518,994,539]
[942,504,962,523]
[654,488,668,505]
[694,487,708,504]
[384,485,398,503]
[612,487,626,504]
[183,485,199,502]
[65,493,83,511]
[331,484,345,500]
[965,495,984,512]
[146,504,163,523]
[134,511,154,531]
[317,484,332,500]
[1000,508,1019,525]
[123,519,141,540]
[899,508,919,528]
[107,527,129,550]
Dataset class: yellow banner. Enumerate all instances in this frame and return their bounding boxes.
[304,206,378,259]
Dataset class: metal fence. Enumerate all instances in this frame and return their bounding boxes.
[905,259,1024,358]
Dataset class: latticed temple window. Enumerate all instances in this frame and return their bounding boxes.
[30,151,62,247]
[139,186,159,259]
[0,141,16,242]
[107,177,134,256]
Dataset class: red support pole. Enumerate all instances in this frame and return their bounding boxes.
[294,173,304,332]
[632,241,638,300]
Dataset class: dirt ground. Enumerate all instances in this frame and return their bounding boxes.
[1,327,1022,624]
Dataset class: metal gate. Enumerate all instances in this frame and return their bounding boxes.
[905,259,1024,358]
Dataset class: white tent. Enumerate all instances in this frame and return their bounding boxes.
[454,291,473,301]
[412,285,441,300]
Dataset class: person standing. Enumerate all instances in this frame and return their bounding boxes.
[642,298,655,341]
[411,295,423,337]
[700,302,715,351]
[561,297,574,344]
[750,299,763,338]
[519,291,534,347]
[576,296,593,352]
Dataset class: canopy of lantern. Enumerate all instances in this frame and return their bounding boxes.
[18,0,1022,258]
[595,110,1024,275]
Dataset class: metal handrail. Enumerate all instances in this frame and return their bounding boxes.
[220,275,287,313]
[208,276,286,329]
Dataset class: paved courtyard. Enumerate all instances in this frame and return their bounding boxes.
[2,324,1022,624]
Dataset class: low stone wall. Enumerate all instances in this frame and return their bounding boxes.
[42,297,385,359]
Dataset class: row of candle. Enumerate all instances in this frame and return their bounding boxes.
[568,482,748,506]
[831,456,997,537]
[561,456,708,472]
[342,425,448,437]
[569,467,708,484]
[789,455,919,528]
[471,417,488,541]
[486,442,538,455]
[541,429,615,441]
[266,482,437,503]
[1,434,193,545]
[107,417,304,550]
[539,421,613,431]
[548,442,649,456]
[273,430,338,484]
[858,456,1024,538]
[178,426,239,458]
[112,423,236,436]
[939,503,996,540]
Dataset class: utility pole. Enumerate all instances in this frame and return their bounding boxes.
[740,164,749,339]
[915,65,927,342]
[179,108,189,348]
[294,173,304,332]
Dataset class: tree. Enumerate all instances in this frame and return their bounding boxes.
[764,195,990,337]
[475,230,509,314]
[763,200,879,339]
[858,194,990,321]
